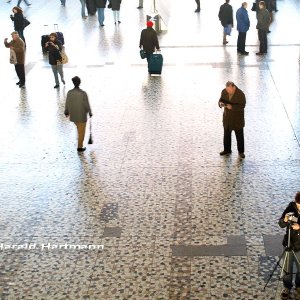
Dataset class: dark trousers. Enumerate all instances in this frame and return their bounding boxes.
[15,64,25,84]
[195,0,200,9]
[146,52,153,72]
[258,29,267,53]
[224,128,244,153]
[237,32,246,53]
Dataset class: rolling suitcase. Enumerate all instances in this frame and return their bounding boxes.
[41,25,49,53]
[54,24,65,45]
[148,52,163,75]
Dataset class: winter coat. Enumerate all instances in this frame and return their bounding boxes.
[218,3,233,27]
[95,0,107,8]
[236,6,250,32]
[139,27,160,54]
[10,12,24,31]
[109,0,121,11]
[45,41,63,65]
[219,87,246,131]
[279,202,300,251]
[4,37,25,64]
[256,8,270,31]
[64,88,92,123]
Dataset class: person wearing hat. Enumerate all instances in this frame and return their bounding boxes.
[139,21,160,69]
[218,81,246,159]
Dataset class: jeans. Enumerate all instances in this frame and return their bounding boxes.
[17,0,30,5]
[75,122,86,148]
[113,10,120,23]
[223,128,244,153]
[51,64,64,85]
[237,32,247,53]
[15,64,25,85]
[97,8,105,25]
[282,250,300,289]
[258,29,267,53]
[80,0,86,17]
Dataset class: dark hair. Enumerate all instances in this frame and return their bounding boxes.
[49,32,57,39]
[225,81,235,87]
[12,6,23,13]
[225,0,230,3]
[295,192,300,204]
[72,76,81,88]
[259,1,266,8]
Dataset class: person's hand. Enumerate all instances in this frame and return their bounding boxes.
[4,38,8,42]
[292,223,300,230]
[284,214,290,223]
[226,104,232,110]
[89,113,93,118]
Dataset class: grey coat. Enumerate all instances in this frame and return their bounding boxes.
[256,8,270,31]
[64,88,92,123]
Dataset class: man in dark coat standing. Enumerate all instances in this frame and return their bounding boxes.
[218,0,233,45]
[236,2,250,55]
[218,81,246,159]
[139,21,160,70]
[256,1,270,55]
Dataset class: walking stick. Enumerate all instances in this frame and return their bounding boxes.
[88,117,93,144]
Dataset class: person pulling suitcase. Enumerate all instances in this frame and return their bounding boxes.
[139,21,160,74]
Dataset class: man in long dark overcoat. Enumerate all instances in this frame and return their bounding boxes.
[218,81,246,159]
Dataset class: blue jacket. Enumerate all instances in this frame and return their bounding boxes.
[236,6,250,32]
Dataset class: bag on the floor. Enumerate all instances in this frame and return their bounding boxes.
[23,17,30,28]
[140,49,146,59]
[148,52,163,75]
[9,49,17,64]
[251,2,256,11]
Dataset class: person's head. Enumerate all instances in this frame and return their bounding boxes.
[225,0,230,3]
[295,192,300,205]
[49,32,57,42]
[146,21,153,28]
[242,2,247,8]
[259,1,266,9]
[72,76,81,88]
[225,81,236,94]
[12,6,22,14]
[11,31,19,40]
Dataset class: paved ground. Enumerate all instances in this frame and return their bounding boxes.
[0,0,300,299]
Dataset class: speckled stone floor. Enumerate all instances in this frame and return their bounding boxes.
[0,0,300,299]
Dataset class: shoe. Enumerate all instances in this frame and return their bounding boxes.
[280,288,290,300]
[100,24,105,26]
[256,52,264,56]
[19,83,25,88]
[137,6,143,8]
[220,150,232,156]
[268,30,271,33]
[114,22,116,25]
[195,9,200,12]
[223,41,228,45]
[77,147,86,152]
[118,21,121,24]
[16,81,20,85]
[239,153,245,159]
[82,16,88,19]
[62,79,65,85]
[240,51,249,55]
[27,3,31,6]
[54,85,59,88]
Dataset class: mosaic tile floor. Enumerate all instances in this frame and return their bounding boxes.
[0,0,300,299]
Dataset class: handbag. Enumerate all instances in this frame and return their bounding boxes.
[251,2,257,11]
[140,49,146,59]
[57,47,68,64]
[224,24,232,36]
[9,49,17,64]
[23,17,30,28]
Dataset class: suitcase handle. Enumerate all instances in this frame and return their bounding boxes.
[54,23,59,31]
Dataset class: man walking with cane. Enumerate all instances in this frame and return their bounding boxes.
[64,76,92,152]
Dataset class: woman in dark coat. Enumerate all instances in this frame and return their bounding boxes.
[108,0,121,24]
[45,33,65,88]
[10,6,26,44]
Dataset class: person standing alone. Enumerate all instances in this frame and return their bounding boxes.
[218,0,233,45]
[236,2,250,55]
[218,81,246,159]
[256,1,270,55]
[4,32,26,88]
[64,76,93,152]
